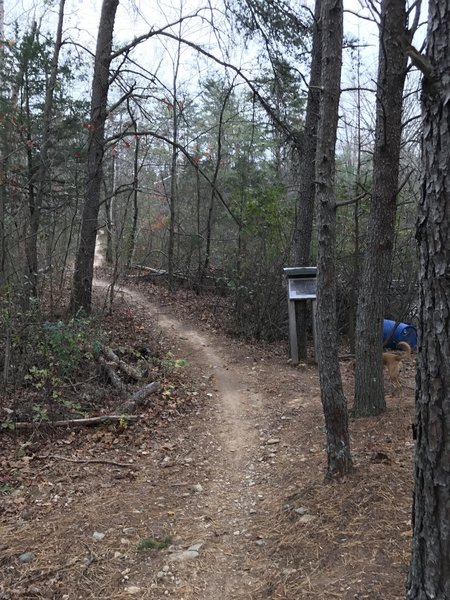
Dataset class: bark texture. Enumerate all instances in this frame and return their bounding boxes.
[407,0,450,595]
[25,0,66,298]
[293,0,321,359]
[294,0,321,266]
[315,0,352,479]
[353,0,408,415]
[72,0,119,313]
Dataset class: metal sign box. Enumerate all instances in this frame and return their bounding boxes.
[283,267,317,300]
[283,267,318,363]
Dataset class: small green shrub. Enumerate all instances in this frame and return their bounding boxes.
[137,537,172,551]
[158,353,189,374]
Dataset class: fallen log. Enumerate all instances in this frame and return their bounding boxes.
[98,356,126,393]
[117,381,161,414]
[103,346,143,380]
[132,265,167,275]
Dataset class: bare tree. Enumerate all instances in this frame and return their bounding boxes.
[315,0,352,479]
[71,0,119,313]
[406,0,450,595]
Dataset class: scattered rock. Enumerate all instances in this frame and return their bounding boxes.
[93,531,105,541]
[294,507,307,516]
[191,483,203,493]
[18,552,34,564]
[267,438,280,445]
[188,542,204,552]
[168,542,204,562]
[169,549,199,562]
[298,514,315,524]
[125,586,142,595]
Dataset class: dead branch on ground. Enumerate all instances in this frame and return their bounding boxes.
[35,454,135,468]
[102,346,143,380]
[10,415,139,429]
[116,381,161,413]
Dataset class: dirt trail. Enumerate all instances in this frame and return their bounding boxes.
[95,280,284,599]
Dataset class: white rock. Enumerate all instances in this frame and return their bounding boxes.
[168,550,199,562]
[125,586,141,595]
[298,514,315,523]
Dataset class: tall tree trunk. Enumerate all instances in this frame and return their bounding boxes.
[71,0,119,314]
[104,152,116,266]
[353,0,409,416]
[348,50,363,354]
[0,0,3,40]
[23,62,38,300]
[25,0,66,298]
[200,85,232,285]
[293,0,322,359]
[126,130,140,268]
[0,152,4,285]
[168,125,178,290]
[315,0,352,479]
[407,0,450,595]
[0,0,5,286]
[167,38,182,291]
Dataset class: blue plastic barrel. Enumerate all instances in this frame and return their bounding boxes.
[383,319,417,350]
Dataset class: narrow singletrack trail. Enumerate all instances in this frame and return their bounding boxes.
[94,279,297,599]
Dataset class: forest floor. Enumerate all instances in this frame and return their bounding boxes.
[1,272,416,599]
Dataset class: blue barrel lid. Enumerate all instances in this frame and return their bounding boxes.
[383,319,417,350]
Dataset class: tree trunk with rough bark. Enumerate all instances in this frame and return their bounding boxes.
[126,126,139,268]
[25,0,66,298]
[353,0,408,416]
[315,0,352,479]
[0,0,5,286]
[293,0,321,359]
[71,0,119,314]
[407,0,450,595]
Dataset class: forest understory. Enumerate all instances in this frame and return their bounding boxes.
[1,272,416,599]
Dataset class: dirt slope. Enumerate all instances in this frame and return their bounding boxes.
[0,281,415,599]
